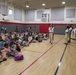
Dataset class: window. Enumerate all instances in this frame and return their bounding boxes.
[8,9,13,15]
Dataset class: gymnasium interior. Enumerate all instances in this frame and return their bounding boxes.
[0,0,76,75]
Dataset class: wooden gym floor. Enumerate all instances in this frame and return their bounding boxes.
[0,35,76,75]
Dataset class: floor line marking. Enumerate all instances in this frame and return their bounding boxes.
[54,45,67,75]
[19,36,64,75]
[25,50,43,53]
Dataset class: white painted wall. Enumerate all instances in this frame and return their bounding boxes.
[0,1,25,22]
[35,9,51,22]
[22,9,25,22]
[34,7,76,23]
[0,1,76,24]
[35,9,44,22]
[64,7,76,22]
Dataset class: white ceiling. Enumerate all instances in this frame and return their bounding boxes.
[0,0,76,9]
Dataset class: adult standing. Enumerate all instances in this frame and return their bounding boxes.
[68,25,73,42]
[74,26,76,40]
[64,26,69,45]
[48,25,54,44]
[71,25,76,40]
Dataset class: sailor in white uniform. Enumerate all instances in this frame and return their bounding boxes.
[64,26,69,45]
[74,26,76,40]
[68,25,73,42]
[48,25,54,44]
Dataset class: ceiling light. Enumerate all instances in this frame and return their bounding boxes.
[26,5,29,8]
[62,1,65,4]
[42,3,45,6]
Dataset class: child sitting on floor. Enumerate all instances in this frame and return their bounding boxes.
[31,34,37,43]
[20,40,29,46]
[4,43,15,57]
[36,34,42,42]
[42,33,48,40]
[5,36,11,45]
[0,49,7,63]
[15,42,21,52]
[0,49,3,62]
[0,36,5,49]
[10,40,18,53]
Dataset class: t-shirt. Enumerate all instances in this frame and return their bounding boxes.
[69,27,72,32]
[11,44,17,51]
[5,47,10,54]
[65,29,69,33]
[74,28,76,31]
[43,34,46,37]
[48,27,54,32]
[74,28,76,34]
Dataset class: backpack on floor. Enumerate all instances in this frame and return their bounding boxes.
[14,54,24,61]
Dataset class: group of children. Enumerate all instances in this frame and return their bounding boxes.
[0,31,49,63]
[0,24,76,62]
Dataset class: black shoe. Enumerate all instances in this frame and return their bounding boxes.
[0,60,3,63]
[49,41,51,43]
[3,58,7,61]
[64,43,68,45]
[51,43,53,44]
[68,41,71,43]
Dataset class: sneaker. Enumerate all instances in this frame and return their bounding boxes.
[68,41,71,43]
[64,43,68,45]
[49,41,51,43]
[51,42,53,44]
[0,61,2,63]
[3,58,7,61]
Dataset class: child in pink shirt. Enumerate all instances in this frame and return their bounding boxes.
[4,43,14,57]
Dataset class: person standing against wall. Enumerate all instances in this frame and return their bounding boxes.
[48,25,54,44]
[28,27,31,31]
[27,27,32,36]
[15,26,18,32]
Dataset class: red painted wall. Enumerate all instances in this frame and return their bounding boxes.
[0,21,71,33]
[39,24,50,32]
